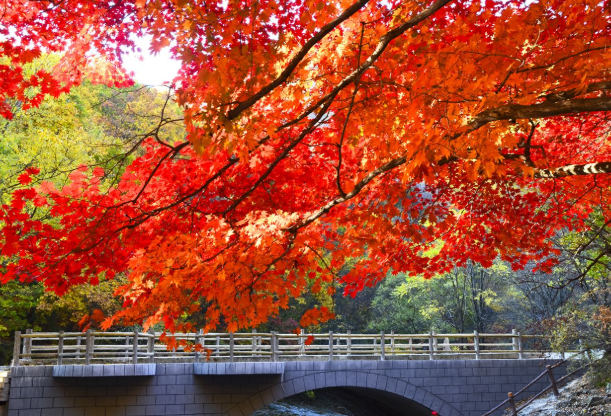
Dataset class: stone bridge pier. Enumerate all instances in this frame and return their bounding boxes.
[7,359,566,416]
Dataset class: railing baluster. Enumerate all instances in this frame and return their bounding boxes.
[76,336,82,360]
[148,328,156,363]
[201,331,206,359]
[299,329,305,357]
[85,329,93,365]
[229,332,234,362]
[58,331,64,365]
[12,331,21,367]
[512,329,518,357]
[474,331,481,360]
[132,329,139,364]
[428,330,434,360]
[124,336,130,360]
[390,330,395,357]
[329,331,334,361]
[271,332,278,362]
[346,330,352,356]
[252,329,257,356]
[23,329,32,362]
[371,336,378,356]
[432,330,438,353]
[380,332,385,361]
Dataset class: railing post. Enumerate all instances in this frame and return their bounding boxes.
[200,330,206,360]
[58,331,65,365]
[299,329,305,357]
[85,329,93,365]
[329,331,334,361]
[507,392,518,416]
[132,329,139,364]
[148,328,156,363]
[12,331,21,367]
[346,330,352,356]
[517,332,524,360]
[546,365,559,397]
[258,332,261,355]
[215,336,220,357]
[76,336,82,360]
[428,330,434,360]
[432,330,438,353]
[511,329,518,357]
[23,329,32,361]
[372,334,376,355]
[271,332,278,362]
[390,330,395,357]
[124,335,130,360]
[474,331,481,360]
[252,329,257,355]
[380,332,385,361]
[408,336,413,352]
[229,332,235,362]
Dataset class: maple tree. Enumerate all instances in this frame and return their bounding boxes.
[2,0,611,334]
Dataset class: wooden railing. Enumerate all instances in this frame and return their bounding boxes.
[483,350,589,416]
[11,329,570,366]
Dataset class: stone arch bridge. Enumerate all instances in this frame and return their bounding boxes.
[3,330,570,416]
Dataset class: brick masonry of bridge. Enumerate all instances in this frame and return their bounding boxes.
[6,359,567,416]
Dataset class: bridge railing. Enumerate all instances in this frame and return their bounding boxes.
[11,329,574,366]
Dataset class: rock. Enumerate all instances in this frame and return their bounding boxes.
[587,396,605,407]
[557,396,577,407]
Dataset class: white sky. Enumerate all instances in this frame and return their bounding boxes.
[122,36,181,86]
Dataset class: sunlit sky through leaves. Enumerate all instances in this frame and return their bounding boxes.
[123,36,180,86]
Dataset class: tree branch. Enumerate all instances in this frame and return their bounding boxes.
[469,96,611,131]
[287,155,408,232]
[534,161,611,178]
[226,0,371,120]
[336,22,366,197]
[543,80,611,102]
[222,92,340,215]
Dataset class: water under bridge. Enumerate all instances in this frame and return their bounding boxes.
[1,330,574,416]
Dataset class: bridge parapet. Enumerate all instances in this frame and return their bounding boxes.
[12,329,571,367]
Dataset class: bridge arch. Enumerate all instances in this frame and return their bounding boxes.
[223,370,463,416]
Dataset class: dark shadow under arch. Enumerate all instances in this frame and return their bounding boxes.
[223,370,463,416]
[280,386,435,415]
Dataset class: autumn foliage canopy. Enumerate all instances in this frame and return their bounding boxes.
[2,0,611,333]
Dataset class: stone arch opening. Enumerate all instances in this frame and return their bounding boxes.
[258,386,436,416]
[223,370,461,416]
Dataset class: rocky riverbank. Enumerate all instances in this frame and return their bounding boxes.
[509,377,611,416]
